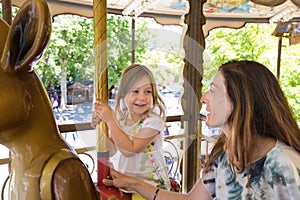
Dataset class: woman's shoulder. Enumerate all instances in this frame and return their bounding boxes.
[261,140,300,180]
[264,140,300,186]
[269,140,300,168]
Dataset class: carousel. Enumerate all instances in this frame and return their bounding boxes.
[0,0,300,199]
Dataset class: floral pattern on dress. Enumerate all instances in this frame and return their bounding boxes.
[118,113,170,190]
[139,140,168,189]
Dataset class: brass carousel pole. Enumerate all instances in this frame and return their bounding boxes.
[93,0,109,190]
[93,0,129,199]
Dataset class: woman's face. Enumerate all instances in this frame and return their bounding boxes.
[124,76,153,120]
[201,71,233,133]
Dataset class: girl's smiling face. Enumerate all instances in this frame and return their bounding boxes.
[124,76,153,121]
[201,71,233,134]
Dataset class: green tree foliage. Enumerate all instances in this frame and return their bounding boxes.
[205,23,300,123]
[36,15,94,108]
[205,24,272,74]
[107,15,151,86]
[277,39,300,123]
[203,24,270,92]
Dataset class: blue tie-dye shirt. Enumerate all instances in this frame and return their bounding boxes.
[202,140,300,200]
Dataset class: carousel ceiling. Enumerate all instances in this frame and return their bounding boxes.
[2,0,300,34]
[3,0,300,22]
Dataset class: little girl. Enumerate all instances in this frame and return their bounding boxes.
[93,64,170,198]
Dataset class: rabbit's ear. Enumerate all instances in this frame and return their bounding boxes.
[0,19,10,60]
[0,0,51,73]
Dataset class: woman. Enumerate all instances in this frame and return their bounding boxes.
[103,60,300,199]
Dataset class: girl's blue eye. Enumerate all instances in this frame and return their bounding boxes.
[145,90,152,94]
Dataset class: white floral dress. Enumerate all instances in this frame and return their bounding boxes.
[116,113,170,190]
[202,140,300,199]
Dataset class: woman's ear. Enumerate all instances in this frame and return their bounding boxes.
[0,0,51,73]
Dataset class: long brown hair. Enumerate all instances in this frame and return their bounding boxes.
[114,64,166,120]
[204,60,300,173]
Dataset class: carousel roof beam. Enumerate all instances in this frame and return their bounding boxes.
[47,0,91,8]
[291,17,300,22]
[133,0,163,17]
[8,0,184,24]
[122,0,164,17]
[122,0,142,15]
[44,0,184,19]
[206,15,271,23]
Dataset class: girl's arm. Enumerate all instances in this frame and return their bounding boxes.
[103,168,212,200]
[107,134,118,157]
[105,117,158,156]
[112,127,158,157]
[94,100,158,156]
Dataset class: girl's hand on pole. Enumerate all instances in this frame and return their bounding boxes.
[94,98,115,124]
[91,111,101,128]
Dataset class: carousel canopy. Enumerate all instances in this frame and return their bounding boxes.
[3,0,300,36]
[4,0,300,23]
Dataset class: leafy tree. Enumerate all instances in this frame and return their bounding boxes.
[107,15,151,86]
[205,23,300,123]
[141,47,183,87]
[205,23,272,75]
[36,15,94,108]
[277,38,300,122]
[204,24,269,92]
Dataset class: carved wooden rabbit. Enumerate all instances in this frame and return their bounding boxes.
[0,0,99,199]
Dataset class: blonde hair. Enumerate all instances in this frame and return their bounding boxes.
[114,64,166,121]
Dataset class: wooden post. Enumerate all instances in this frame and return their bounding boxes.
[276,37,282,80]
[181,0,206,192]
[131,17,135,64]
